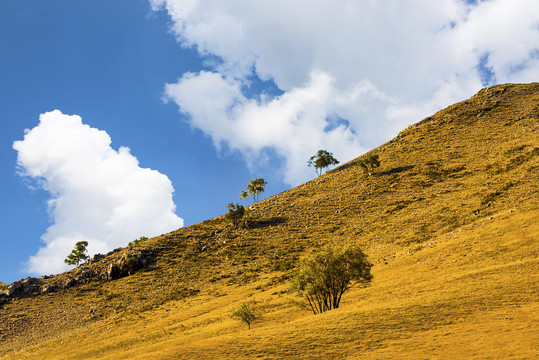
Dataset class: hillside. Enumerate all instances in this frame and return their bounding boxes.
[1,83,538,359]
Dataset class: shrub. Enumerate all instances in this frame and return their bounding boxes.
[0,281,7,294]
[226,203,245,229]
[291,244,372,314]
[356,153,380,175]
[125,256,138,275]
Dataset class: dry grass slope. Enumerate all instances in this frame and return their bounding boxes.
[1,83,538,359]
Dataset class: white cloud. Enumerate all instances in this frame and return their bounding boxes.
[13,110,183,275]
[152,0,539,184]
[165,70,373,184]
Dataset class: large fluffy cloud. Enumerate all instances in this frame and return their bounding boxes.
[152,0,539,184]
[13,110,183,275]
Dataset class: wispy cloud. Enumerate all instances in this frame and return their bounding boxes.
[152,0,539,184]
[13,110,183,275]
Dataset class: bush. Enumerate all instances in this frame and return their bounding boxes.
[0,281,7,294]
[226,203,245,229]
[356,153,380,175]
[291,244,372,314]
[128,236,148,248]
[125,256,138,275]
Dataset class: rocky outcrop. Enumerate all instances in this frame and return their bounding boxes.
[40,283,59,295]
[107,249,154,280]
[7,277,41,296]
[0,293,9,307]
[6,248,156,299]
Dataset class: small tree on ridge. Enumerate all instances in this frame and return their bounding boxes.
[308,150,339,176]
[64,241,89,266]
[240,178,267,203]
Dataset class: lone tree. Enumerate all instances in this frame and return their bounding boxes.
[64,240,89,266]
[308,150,339,176]
[356,153,380,175]
[226,203,245,229]
[232,302,258,330]
[291,244,372,314]
[240,178,267,203]
[0,281,7,294]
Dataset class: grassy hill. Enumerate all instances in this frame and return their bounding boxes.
[1,83,538,359]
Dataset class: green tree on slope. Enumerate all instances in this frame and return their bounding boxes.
[291,244,372,314]
[240,178,267,203]
[232,302,259,330]
[64,241,89,266]
[308,150,339,176]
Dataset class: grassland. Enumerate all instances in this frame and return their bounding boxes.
[1,83,538,359]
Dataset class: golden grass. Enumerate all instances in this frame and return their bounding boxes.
[1,83,538,359]
[5,209,537,359]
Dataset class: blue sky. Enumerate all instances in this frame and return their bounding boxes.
[1,0,538,284]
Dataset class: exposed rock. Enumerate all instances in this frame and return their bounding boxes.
[41,284,58,295]
[107,263,120,281]
[106,248,122,257]
[7,277,41,296]
[106,249,154,281]
[87,253,105,265]
[12,248,159,297]
[75,269,94,283]
[92,253,105,261]
[0,293,9,306]
[64,278,77,289]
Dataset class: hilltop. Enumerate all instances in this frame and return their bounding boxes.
[1,83,538,359]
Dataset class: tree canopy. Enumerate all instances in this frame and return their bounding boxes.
[64,240,89,266]
[308,150,339,176]
[232,302,259,330]
[240,178,267,203]
[291,244,372,314]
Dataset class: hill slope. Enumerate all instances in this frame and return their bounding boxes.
[1,83,538,359]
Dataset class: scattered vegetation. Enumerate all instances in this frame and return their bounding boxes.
[291,244,372,314]
[2,83,538,359]
[231,301,259,330]
[64,241,89,266]
[128,236,148,248]
[308,149,339,176]
[356,153,381,175]
[240,178,267,203]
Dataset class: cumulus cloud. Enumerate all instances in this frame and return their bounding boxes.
[13,110,183,275]
[152,0,539,184]
[165,70,376,183]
